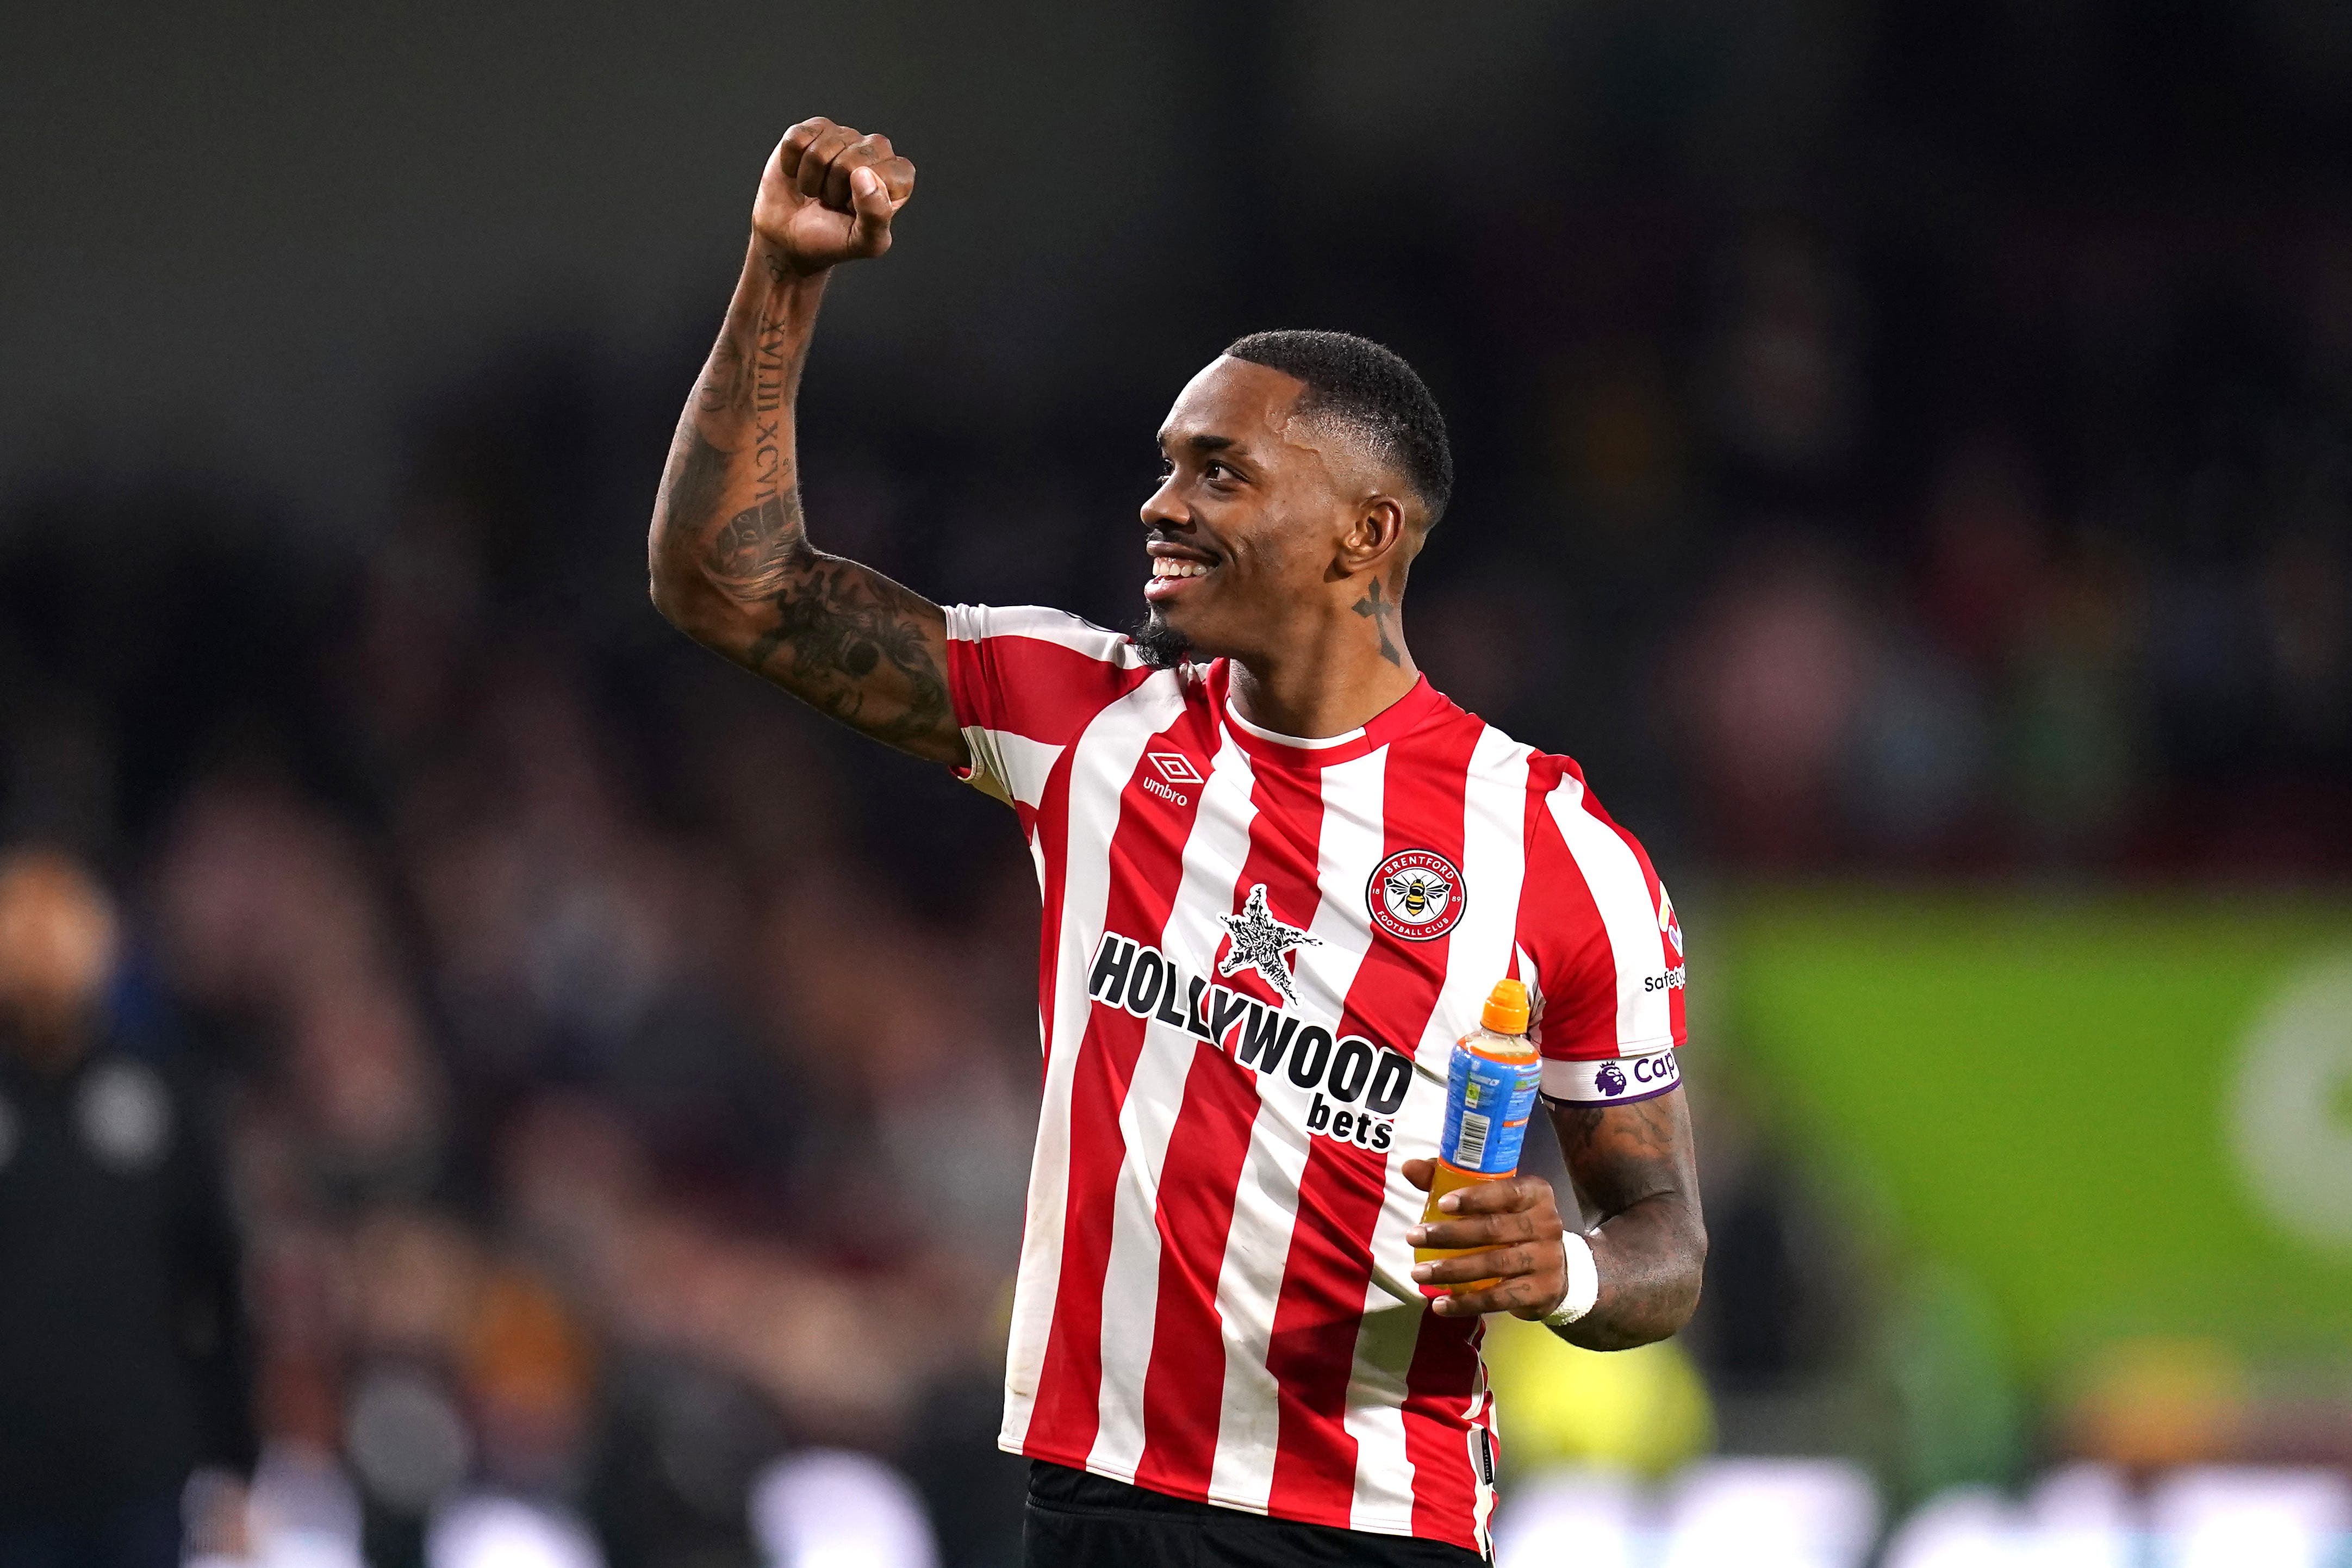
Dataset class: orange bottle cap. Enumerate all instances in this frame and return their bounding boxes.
[1481,978,1530,1035]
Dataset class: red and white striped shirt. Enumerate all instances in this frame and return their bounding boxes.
[947,605,1688,1555]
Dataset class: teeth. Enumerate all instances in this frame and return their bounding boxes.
[1152,558,1211,578]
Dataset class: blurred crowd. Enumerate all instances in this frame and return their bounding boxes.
[1640,219,2352,876]
[1,578,1048,1563]
[1410,201,2352,879]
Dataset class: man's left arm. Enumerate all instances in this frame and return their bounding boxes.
[1404,1084,1706,1349]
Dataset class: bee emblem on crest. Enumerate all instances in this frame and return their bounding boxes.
[1385,869,1448,920]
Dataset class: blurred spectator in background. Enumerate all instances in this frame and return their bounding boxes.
[0,848,256,1567]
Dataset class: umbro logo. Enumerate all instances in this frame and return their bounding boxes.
[1141,751,1202,806]
[1149,752,1203,786]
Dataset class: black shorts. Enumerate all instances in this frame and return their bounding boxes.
[1023,1461,1491,1567]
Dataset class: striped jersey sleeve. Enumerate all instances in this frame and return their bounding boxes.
[1515,758,1689,1105]
[943,604,1154,809]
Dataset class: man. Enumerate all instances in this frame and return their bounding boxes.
[649,121,1706,1564]
[0,849,255,1567]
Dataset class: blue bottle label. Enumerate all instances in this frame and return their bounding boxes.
[1439,1042,1542,1175]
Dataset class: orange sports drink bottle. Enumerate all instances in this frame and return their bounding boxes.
[1414,978,1541,1293]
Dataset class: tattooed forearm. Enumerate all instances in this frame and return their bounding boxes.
[663,427,737,540]
[1546,1089,1707,1350]
[649,247,963,768]
[705,493,809,602]
[695,334,753,415]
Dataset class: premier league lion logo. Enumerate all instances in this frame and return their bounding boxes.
[1595,1062,1628,1097]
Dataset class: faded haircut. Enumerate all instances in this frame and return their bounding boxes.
[1224,329,1454,525]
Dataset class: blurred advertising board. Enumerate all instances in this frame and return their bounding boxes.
[1720,891,2352,1382]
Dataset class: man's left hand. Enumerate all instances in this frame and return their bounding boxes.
[1401,1159,1571,1320]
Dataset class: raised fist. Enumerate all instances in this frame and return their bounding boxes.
[752,118,916,279]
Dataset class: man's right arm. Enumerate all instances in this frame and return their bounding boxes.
[648,120,968,768]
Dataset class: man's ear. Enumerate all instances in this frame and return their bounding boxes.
[1337,493,1411,576]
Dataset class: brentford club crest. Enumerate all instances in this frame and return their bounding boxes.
[1366,849,1465,942]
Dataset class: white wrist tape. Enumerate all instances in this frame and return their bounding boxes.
[1542,1232,1601,1328]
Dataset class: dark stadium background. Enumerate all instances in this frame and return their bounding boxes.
[5,3,2351,1565]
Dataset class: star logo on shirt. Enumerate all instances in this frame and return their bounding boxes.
[1216,883,1323,1007]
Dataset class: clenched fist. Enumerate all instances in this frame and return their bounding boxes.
[754,117,917,279]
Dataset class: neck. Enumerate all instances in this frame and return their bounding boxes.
[1227,581,1420,739]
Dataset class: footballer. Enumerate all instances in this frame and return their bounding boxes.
[649,120,1706,1565]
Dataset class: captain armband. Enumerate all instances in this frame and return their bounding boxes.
[1540,1048,1682,1107]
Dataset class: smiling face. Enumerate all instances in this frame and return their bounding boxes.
[1138,356,1407,665]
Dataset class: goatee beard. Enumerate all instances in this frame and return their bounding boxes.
[1131,607,1195,670]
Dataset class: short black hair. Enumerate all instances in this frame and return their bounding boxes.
[1223,329,1453,525]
